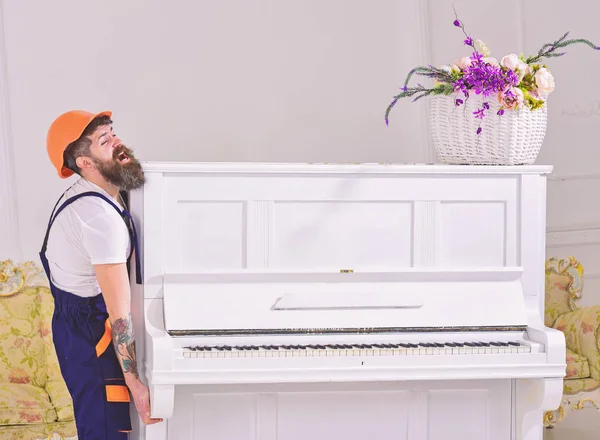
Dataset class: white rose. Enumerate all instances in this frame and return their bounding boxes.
[501,54,522,69]
[453,56,473,70]
[482,57,499,67]
[501,53,530,79]
[534,68,555,96]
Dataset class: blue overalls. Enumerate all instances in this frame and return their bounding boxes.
[39,191,142,439]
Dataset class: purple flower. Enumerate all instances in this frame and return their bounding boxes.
[453,51,519,101]
[476,127,482,135]
[497,108,505,116]
[464,36,474,46]
[470,51,484,64]
[455,98,464,106]
[473,108,485,119]
[454,20,461,27]
[483,102,490,110]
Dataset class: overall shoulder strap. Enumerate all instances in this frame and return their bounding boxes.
[40,191,142,284]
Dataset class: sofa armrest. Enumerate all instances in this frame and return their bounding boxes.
[554,305,600,380]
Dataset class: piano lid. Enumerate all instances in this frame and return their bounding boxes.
[162,269,528,336]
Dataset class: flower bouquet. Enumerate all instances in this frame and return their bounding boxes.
[385,13,599,165]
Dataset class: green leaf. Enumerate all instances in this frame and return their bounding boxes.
[521,89,546,111]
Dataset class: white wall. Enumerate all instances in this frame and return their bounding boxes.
[0,2,20,262]
[1,0,599,302]
[530,0,600,305]
[0,0,432,262]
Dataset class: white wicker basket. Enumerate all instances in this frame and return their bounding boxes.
[430,94,548,165]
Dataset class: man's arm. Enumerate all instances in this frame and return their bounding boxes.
[95,262,162,424]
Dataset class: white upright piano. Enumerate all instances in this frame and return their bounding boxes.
[128,162,566,440]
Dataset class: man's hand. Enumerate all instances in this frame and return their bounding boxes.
[128,378,163,424]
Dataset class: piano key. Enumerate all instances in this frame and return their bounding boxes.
[181,340,532,359]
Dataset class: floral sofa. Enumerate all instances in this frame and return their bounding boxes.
[543,256,600,428]
[0,259,77,440]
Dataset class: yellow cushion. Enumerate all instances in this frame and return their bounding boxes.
[566,348,590,379]
[0,383,58,425]
[554,305,600,380]
[0,287,49,387]
[564,377,600,395]
[0,260,76,428]
[544,257,583,327]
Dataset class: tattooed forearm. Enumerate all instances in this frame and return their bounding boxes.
[111,314,139,380]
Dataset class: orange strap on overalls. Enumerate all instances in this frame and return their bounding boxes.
[95,318,112,357]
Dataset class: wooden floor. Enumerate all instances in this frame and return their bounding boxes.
[544,407,600,440]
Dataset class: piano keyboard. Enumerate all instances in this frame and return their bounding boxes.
[182,341,531,358]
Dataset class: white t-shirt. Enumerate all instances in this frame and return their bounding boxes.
[45,178,131,297]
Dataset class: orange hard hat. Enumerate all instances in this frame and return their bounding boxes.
[46,109,112,178]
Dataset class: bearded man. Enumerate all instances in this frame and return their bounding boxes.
[39,110,162,439]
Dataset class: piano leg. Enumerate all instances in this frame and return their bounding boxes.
[127,383,172,440]
[145,421,168,440]
[515,377,564,440]
[151,384,176,419]
[128,408,168,440]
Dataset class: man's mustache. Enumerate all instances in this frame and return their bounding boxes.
[112,144,136,160]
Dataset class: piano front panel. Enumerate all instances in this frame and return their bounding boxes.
[272,200,413,268]
[174,201,246,270]
[168,380,511,440]
[162,173,518,274]
[439,201,509,267]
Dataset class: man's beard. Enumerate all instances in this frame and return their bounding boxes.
[92,144,146,191]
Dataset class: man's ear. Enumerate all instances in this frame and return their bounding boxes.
[76,156,95,172]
